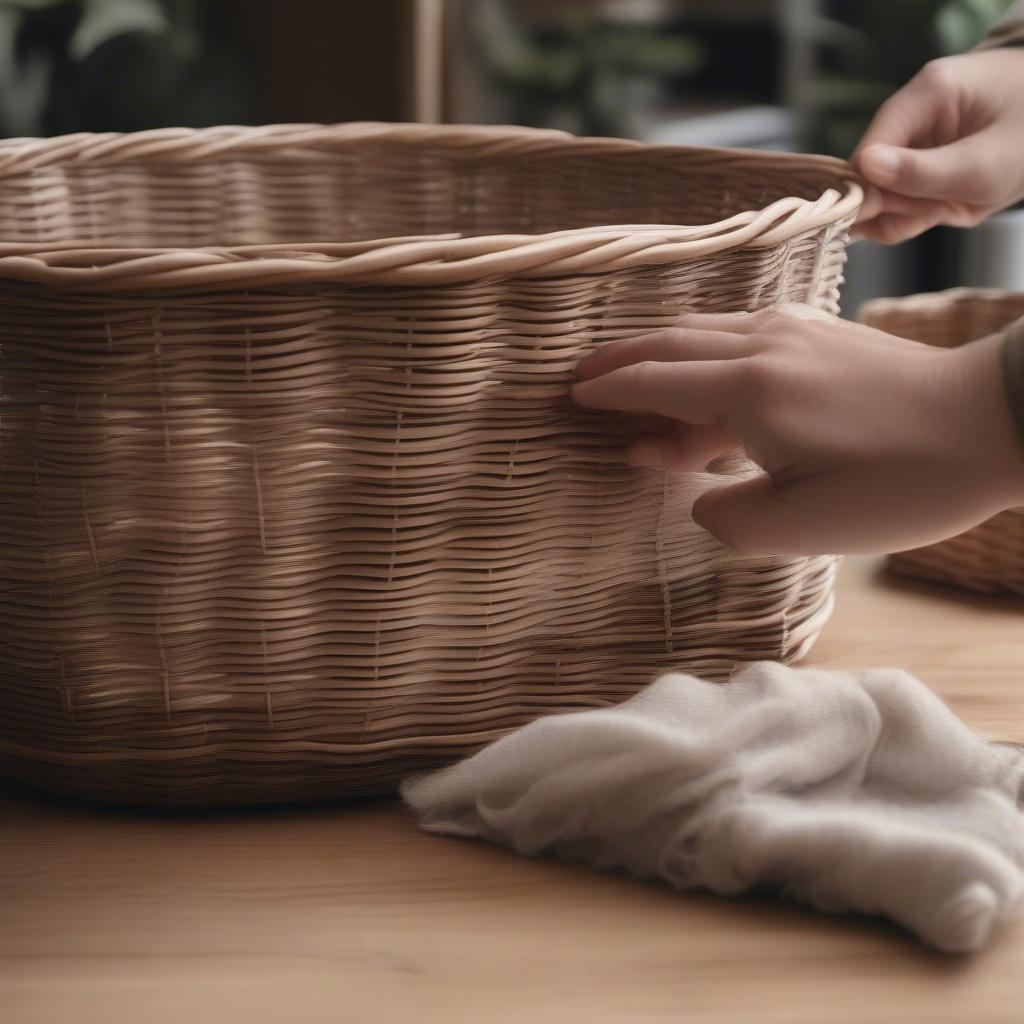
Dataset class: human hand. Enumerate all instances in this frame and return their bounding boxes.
[852,49,1024,244]
[571,304,1024,556]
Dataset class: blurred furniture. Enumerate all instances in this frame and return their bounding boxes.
[3,558,1024,1024]
[218,0,448,124]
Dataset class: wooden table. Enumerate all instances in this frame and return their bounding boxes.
[4,557,1024,1024]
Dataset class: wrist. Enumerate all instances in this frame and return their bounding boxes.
[951,331,1024,508]
[998,317,1024,462]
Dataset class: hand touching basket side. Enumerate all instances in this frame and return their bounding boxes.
[575,6,1024,571]
[573,304,1024,557]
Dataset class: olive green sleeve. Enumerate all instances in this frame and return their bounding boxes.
[1000,317,1024,447]
[976,0,1024,48]
[976,8,1024,442]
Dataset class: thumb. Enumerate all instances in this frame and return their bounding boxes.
[858,139,990,205]
[693,476,827,556]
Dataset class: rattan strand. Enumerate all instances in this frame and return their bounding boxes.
[0,123,856,804]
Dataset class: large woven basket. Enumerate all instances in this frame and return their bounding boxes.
[861,288,1024,595]
[0,123,860,804]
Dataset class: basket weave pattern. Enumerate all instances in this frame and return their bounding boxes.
[861,288,1024,595]
[0,124,858,803]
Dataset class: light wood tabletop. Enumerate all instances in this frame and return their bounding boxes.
[3,556,1024,1024]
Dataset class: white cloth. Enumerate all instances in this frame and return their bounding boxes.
[402,662,1024,953]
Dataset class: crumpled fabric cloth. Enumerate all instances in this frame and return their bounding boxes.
[402,662,1024,953]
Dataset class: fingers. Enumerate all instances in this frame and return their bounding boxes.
[852,71,938,157]
[857,134,997,206]
[851,63,993,238]
[571,359,741,424]
[852,190,988,242]
[851,187,935,241]
[858,190,938,219]
[578,302,828,380]
[853,181,886,224]
[852,210,941,245]
[627,423,737,472]
[573,305,830,422]
[575,327,750,383]
[692,472,929,557]
[692,475,829,556]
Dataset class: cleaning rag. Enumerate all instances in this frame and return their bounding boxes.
[402,661,1024,953]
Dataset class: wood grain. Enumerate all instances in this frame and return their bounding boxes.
[3,556,1023,1024]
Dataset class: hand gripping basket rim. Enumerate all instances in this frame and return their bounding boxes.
[0,122,863,292]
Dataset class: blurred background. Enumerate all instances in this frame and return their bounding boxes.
[0,0,1021,313]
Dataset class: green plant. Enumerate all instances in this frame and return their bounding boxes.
[934,0,1018,50]
[805,0,1017,157]
[0,0,249,137]
[472,0,705,137]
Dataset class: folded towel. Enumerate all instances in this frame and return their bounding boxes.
[402,662,1024,953]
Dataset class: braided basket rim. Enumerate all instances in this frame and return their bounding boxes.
[0,122,862,291]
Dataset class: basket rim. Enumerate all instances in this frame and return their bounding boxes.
[0,122,863,291]
[860,286,1024,321]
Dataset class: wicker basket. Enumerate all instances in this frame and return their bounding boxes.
[860,288,1024,595]
[0,123,860,804]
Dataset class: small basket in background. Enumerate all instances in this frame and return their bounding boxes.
[860,288,1024,595]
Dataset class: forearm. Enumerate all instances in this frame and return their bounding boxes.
[974,5,1024,452]
[1000,317,1024,450]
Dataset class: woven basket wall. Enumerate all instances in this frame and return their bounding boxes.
[0,123,860,805]
[860,288,1024,595]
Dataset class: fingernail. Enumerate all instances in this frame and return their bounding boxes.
[628,443,664,468]
[863,145,901,179]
